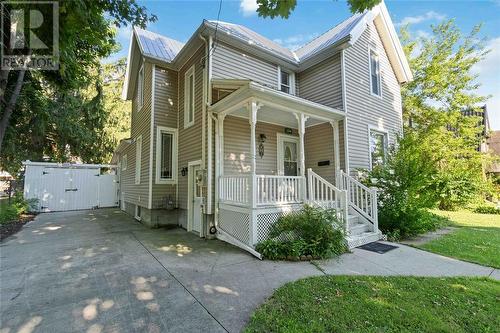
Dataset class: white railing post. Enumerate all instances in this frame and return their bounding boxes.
[307,168,313,203]
[339,190,349,235]
[371,187,378,231]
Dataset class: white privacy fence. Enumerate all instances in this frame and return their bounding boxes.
[23,161,118,212]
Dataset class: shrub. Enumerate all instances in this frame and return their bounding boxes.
[0,205,20,224]
[364,133,444,239]
[255,205,346,260]
[0,193,37,224]
[473,206,500,215]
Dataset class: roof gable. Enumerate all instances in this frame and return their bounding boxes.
[122,2,412,100]
[295,12,367,61]
[135,27,185,63]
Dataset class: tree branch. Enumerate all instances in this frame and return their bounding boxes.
[0,69,26,155]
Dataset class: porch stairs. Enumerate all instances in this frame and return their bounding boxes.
[345,212,383,249]
[307,169,383,249]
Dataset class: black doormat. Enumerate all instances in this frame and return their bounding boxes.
[358,242,398,254]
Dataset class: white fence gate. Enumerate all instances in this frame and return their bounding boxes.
[23,162,118,212]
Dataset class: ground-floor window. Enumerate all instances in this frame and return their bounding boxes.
[369,128,388,169]
[156,126,178,184]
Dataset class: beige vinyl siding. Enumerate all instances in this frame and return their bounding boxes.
[151,66,178,208]
[338,119,346,171]
[212,42,279,89]
[297,52,343,110]
[121,61,152,208]
[178,46,205,210]
[223,116,298,176]
[304,123,336,185]
[344,22,402,171]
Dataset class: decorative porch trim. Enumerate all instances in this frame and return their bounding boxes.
[208,81,345,122]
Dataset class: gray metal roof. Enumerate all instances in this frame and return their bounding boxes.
[135,27,185,62]
[133,13,367,65]
[295,12,367,60]
[205,20,298,62]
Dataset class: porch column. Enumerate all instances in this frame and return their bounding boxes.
[249,101,259,209]
[331,120,341,186]
[217,114,226,177]
[296,113,308,201]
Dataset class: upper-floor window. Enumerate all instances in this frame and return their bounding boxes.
[369,49,381,97]
[184,65,195,128]
[280,71,290,93]
[135,135,142,184]
[137,65,144,109]
[156,126,178,184]
[369,128,387,169]
[279,67,295,94]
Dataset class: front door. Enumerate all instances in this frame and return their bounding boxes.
[189,164,203,234]
[278,134,299,176]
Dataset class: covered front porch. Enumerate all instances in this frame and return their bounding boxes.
[209,81,380,256]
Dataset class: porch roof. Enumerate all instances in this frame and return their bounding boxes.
[208,80,345,124]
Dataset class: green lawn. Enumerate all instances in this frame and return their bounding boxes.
[418,210,500,268]
[244,276,500,333]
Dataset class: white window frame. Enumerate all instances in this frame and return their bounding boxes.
[137,65,144,109]
[184,65,195,128]
[135,135,142,184]
[368,48,382,98]
[121,154,127,171]
[278,66,295,95]
[155,126,178,184]
[368,125,388,170]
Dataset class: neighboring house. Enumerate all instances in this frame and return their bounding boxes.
[461,105,490,152]
[113,3,413,256]
[487,130,500,177]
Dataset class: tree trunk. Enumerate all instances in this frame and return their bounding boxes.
[0,69,26,156]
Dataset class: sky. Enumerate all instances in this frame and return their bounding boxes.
[109,0,500,130]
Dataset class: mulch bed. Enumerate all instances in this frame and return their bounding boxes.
[0,214,36,241]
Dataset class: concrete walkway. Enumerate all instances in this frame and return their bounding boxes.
[1,209,497,333]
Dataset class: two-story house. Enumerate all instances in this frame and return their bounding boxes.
[113,3,413,257]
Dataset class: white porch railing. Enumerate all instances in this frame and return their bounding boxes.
[219,175,250,206]
[219,174,305,207]
[256,175,303,206]
[339,170,378,231]
[307,169,349,230]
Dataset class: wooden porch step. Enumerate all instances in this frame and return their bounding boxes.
[346,231,383,249]
[349,222,371,236]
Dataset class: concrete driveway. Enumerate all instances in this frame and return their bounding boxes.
[1,209,497,333]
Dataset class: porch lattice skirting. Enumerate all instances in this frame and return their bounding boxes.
[218,203,303,247]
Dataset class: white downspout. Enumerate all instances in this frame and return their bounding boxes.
[340,49,350,174]
[207,35,213,216]
[148,64,156,210]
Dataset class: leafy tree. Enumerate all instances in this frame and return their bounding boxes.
[400,20,490,210]
[256,0,382,18]
[0,0,155,155]
[364,133,443,238]
[0,58,130,174]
